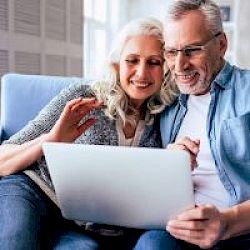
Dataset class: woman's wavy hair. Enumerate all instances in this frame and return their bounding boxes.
[91,17,178,125]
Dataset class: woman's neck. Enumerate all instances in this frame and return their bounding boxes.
[122,101,146,139]
[123,121,136,139]
[123,112,143,139]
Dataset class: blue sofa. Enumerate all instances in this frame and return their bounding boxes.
[0,74,83,143]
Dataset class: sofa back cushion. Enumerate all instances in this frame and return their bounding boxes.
[0,74,83,142]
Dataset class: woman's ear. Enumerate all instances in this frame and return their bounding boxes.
[113,63,120,73]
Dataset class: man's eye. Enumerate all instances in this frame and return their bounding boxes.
[185,47,202,56]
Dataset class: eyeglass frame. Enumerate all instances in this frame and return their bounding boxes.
[164,32,222,59]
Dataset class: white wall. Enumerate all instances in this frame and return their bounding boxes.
[236,0,250,69]
[125,0,171,22]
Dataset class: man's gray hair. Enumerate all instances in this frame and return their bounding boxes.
[165,0,223,35]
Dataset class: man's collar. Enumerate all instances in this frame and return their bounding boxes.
[212,61,233,90]
[178,94,188,107]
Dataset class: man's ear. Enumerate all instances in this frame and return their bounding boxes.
[219,32,228,57]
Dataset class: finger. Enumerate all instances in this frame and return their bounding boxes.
[190,156,198,170]
[70,97,96,111]
[68,101,102,126]
[58,99,82,125]
[167,144,187,151]
[176,205,214,221]
[60,98,82,119]
[168,225,204,239]
[66,97,85,110]
[175,137,200,155]
[71,99,103,113]
[77,118,96,135]
[194,139,200,145]
[167,219,206,231]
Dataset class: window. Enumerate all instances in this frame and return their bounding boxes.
[84,0,121,79]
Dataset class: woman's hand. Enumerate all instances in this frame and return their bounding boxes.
[167,137,200,170]
[48,97,103,143]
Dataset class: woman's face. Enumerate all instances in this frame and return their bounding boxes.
[119,35,164,108]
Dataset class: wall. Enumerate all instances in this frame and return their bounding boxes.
[236,0,250,69]
[0,0,83,78]
[126,0,170,21]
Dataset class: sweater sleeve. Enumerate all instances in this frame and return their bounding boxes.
[3,82,93,145]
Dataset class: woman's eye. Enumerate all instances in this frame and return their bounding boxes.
[148,60,161,66]
[125,59,138,64]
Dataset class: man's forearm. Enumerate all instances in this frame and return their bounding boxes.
[222,200,250,239]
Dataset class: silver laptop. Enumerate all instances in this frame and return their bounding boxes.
[42,143,194,229]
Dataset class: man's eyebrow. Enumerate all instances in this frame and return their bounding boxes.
[165,41,205,49]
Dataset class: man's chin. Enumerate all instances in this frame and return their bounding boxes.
[177,83,194,94]
[178,85,211,95]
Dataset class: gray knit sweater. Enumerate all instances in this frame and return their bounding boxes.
[3,82,162,204]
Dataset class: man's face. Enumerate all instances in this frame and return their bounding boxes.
[164,10,227,95]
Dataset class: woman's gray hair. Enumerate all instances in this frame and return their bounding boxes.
[91,17,178,125]
[165,0,223,35]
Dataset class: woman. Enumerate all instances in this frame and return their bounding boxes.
[0,17,178,250]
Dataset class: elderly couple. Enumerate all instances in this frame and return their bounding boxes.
[1,0,250,249]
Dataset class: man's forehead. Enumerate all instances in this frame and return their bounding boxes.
[164,11,210,47]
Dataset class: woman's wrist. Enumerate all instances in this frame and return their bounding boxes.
[39,133,57,144]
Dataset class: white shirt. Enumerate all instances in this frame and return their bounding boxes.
[176,93,229,208]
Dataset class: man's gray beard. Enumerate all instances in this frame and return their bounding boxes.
[175,77,211,95]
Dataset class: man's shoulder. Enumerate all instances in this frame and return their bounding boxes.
[231,65,250,90]
[217,63,250,91]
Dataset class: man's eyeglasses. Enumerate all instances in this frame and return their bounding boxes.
[165,32,222,60]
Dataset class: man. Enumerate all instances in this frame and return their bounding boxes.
[134,0,250,249]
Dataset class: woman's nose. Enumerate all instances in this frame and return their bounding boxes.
[136,62,148,79]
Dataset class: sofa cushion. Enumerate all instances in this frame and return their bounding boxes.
[0,74,83,142]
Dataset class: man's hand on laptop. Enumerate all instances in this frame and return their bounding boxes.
[166,204,227,249]
[48,97,103,142]
[167,137,200,170]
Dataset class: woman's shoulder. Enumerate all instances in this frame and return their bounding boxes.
[61,81,95,98]
[61,79,110,99]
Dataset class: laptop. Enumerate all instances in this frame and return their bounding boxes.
[42,143,194,229]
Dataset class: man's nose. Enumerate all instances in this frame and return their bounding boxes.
[174,52,190,72]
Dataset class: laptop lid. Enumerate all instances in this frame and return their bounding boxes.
[43,143,194,229]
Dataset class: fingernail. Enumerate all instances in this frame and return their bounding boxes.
[168,220,173,226]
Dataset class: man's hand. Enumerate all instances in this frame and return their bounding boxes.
[166,205,227,249]
[167,136,200,170]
